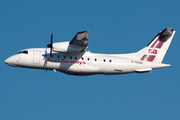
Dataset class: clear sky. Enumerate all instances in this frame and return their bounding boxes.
[1,0,180,120]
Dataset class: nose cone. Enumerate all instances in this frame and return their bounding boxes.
[4,57,13,64]
[4,58,9,64]
[4,56,17,67]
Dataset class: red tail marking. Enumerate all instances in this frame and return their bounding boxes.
[141,55,156,62]
[151,38,164,48]
[151,35,169,49]
[148,49,157,54]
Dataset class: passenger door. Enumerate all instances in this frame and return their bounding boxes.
[33,50,41,64]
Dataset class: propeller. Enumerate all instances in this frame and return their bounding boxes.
[44,33,53,73]
[47,33,53,57]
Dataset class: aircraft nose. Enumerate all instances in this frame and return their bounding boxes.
[4,58,10,64]
[4,56,17,67]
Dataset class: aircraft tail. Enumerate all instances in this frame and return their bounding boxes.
[137,28,175,63]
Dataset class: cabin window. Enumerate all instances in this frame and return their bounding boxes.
[16,51,21,54]
[109,60,112,63]
[95,58,97,61]
[64,56,66,59]
[82,57,84,60]
[103,59,106,62]
[58,55,60,58]
[22,51,28,54]
[87,58,90,61]
[70,56,72,59]
[75,57,77,60]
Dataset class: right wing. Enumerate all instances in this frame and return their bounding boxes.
[69,31,89,49]
[52,31,89,53]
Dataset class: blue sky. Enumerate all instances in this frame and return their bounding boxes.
[1,0,180,120]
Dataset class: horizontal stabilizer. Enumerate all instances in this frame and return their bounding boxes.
[135,68,152,73]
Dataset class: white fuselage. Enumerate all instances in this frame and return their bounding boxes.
[4,28,175,75]
[4,48,169,75]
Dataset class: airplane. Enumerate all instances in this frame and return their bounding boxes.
[4,28,175,76]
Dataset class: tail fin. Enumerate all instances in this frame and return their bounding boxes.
[137,28,175,63]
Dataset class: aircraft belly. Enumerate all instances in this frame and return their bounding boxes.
[101,64,114,74]
[46,62,59,69]
[67,64,99,74]
[81,65,101,73]
[67,64,80,72]
[122,59,141,73]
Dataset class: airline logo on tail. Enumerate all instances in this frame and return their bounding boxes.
[148,49,157,54]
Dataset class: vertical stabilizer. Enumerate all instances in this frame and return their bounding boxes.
[138,28,175,63]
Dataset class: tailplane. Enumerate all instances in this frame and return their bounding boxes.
[137,28,175,63]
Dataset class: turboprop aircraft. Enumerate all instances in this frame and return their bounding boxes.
[4,28,175,75]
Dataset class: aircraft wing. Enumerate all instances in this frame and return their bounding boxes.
[51,31,89,53]
[69,31,89,48]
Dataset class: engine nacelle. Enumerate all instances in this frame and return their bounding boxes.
[52,42,85,53]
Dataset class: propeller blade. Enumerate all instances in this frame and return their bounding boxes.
[47,33,53,47]
[51,33,53,46]
[47,33,53,57]
[50,33,53,56]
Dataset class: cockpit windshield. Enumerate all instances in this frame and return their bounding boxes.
[16,50,28,54]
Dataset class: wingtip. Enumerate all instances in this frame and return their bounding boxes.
[78,30,89,33]
[166,64,171,67]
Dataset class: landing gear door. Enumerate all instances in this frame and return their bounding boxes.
[33,50,41,64]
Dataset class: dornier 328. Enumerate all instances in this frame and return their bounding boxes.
[4,28,175,75]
